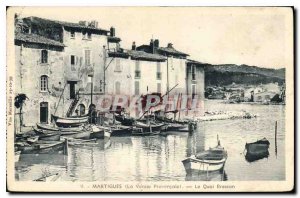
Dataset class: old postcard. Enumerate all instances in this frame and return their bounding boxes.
[6,7,294,192]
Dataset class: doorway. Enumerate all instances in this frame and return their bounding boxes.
[40,102,48,123]
[68,81,77,99]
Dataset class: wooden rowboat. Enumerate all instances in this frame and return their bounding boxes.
[33,127,61,141]
[245,138,270,162]
[182,138,227,173]
[111,125,132,136]
[18,140,68,155]
[89,125,111,139]
[36,123,83,132]
[51,114,89,128]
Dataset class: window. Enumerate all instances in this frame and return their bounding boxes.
[135,60,141,79]
[78,104,85,116]
[135,71,141,78]
[70,31,75,38]
[40,75,48,92]
[71,55,75,65]
[84,50,91,66]
[82,31,87,39]
[191,84,196,99]
[156,62,161,80]
[157,83,161,93]
[115,59,121,72]
[87,32,92,40]
[192,65,196,80]
[115,81,121,94]
[41,50,48,64]
[135,81,140,95]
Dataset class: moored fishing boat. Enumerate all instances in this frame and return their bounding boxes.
[51,114,89,128]
[245,138,270,155]
[33,128,61,141]
[245,138,270,162]
[114,114,135,126]
[182,137,227,173]
[61,130,91,140]
[111,125,132,136]
[18,139,68,155]
[135,121,164,133]
[26,136,39,144]
[36,123,83,132]
[89,125,111,139]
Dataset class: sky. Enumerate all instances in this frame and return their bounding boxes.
[12,7,291,69]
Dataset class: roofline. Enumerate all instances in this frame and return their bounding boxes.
[24,16,109,34]
[15,33,65,48]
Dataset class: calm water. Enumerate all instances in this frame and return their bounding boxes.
[15,100,285,181]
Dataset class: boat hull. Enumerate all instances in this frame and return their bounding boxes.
[111,126,132,136]
[61,131,91,140]
[90,130,111,139]
[182,156,226,172]
[51,114,88,128]
[19,140,68,155]
[39,133,61,141]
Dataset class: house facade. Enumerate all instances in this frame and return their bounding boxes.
[21,16,110,117]
[14,32,65,131]
[14,16,206,129]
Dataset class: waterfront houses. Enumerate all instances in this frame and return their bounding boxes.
[14,16,206,131]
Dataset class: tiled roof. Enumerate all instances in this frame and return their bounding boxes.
[157,46,189,57]
[15,32,65,47]
[187,59,208,66]
[25,16,109,33]
[127,50,166,62]
[108,50,166,62]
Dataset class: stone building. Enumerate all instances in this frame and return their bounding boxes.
[14,31,65,131]
[20,16,111,117]
[14,16,206,127]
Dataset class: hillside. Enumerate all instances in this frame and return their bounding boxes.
[204,64,285,86]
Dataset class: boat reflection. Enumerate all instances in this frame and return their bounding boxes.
[185,170,228,181]
[18,153,68,166]
[245,150,269,162]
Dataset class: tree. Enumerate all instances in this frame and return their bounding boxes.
[14,93,28,133]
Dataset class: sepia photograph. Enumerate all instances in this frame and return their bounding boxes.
[6,6,294,192]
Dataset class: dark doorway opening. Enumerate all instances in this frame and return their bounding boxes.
[68,81,77,99]
[40,102,48,123]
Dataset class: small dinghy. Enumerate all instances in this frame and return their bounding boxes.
[245,138,270,162]
[33,127,61,141]
[51,114,89,128]
[89,125,111,139]
[111,125,132,136]
[182,136,227,173]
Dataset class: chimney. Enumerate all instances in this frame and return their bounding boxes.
[150,39,154,54]
[110,27,115,37]
[132,41,136,50]
[167,43,173,48]
[154,39,159,48]
[79,21,89,26]
[89,20,98,28]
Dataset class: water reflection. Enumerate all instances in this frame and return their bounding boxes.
[15,101,286,181]
[185,170,228,181]
[245,150,270,162]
